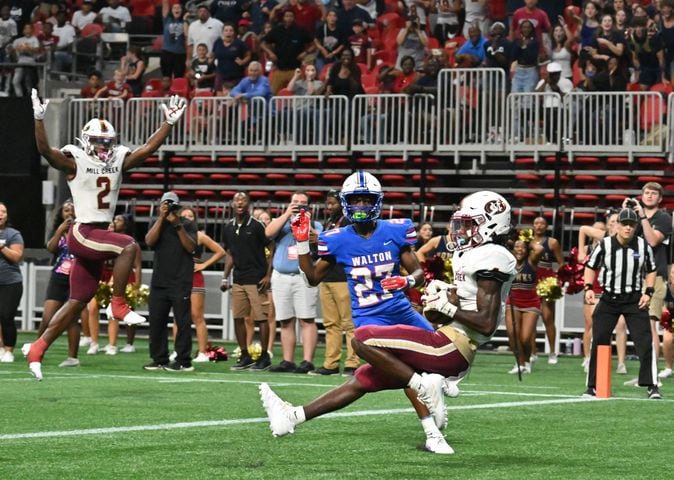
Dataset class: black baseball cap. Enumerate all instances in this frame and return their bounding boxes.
[618,208,638,225]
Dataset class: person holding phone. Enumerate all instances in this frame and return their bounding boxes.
[265,191,323,373]
[221,192,273,371]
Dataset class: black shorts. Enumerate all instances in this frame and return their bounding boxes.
[46,272,70,302]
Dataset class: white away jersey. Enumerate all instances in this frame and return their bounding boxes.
[451,242,516,345]
[63,144,130,223]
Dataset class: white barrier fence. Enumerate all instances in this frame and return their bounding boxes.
[65,74,671,161]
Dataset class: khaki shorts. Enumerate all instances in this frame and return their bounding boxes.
[231,283,268,321]
[648,276,667,320]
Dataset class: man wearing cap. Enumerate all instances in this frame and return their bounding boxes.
[535,61,573,143]
[144,191,198,371]
[186,4,224,64]
[583,208,661,399]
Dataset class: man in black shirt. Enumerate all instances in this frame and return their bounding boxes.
[261,9,313,93]
[221,192,272,371]
[583,208,660,399]
[144,192,198,372]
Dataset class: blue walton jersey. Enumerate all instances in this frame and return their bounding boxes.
[318,218,430,328]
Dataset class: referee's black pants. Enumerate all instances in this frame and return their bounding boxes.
[148,286,193,366]
[588,294,657,389]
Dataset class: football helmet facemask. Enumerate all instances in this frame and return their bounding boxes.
[80,119,117,164]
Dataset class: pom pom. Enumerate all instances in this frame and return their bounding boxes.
[661,308,673,333]
[125,284,150,310]
[518,228,534,243]
[536,276,564,301]
[557,247,586,295]
[95,282,112,308]
[248,341,262,361]
[206,343,228,362]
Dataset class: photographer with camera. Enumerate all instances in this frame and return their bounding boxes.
[265,191,323,373]
[396,15,428,71]
[144,192,198,372]
[623,182,673,379]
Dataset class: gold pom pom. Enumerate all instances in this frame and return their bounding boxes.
[536,277,563,301]
[95,282,112,308]
[519,228,534,243]
[248,341,262,361]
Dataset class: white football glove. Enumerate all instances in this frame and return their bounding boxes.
[31,88,49,120]
[160,95,187,125]
[425,279,456,295]
[422,290,458,319]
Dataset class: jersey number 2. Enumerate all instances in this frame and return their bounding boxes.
[351,263,394,307]
[96,177,111,209]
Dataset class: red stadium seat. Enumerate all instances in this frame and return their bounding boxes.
[356,157,377,167]
[605,194,628,203]
[574,194,600,203]
[119,188,138,198]
[607,156,629,166]
[81,23,103,38]
[249,191,270,200]
[243,156,266,166]
[238,173,261,183]
[275,190,294,201]
[385,192,407,202]
[191,155,211,164]
[272,156,294,166]
[383,157,405,166]
[169,156,188,165]
[326,156,350,166]
[219,190,236,199]
[170,77,190,98]
[543,193,570,201]
[513,192,539,205]
[277,88,293,96]
[266,173,290,184]
[155,173,178,181]
[217,156,238,165]
[573,156,600,168]
[543,174,570,183]
[299,157,320,166]
[128,172,152,182]
[194,189,217,199]
[637,176,662,183]
[412,174,437,184]
[210,173,233,182]
[134,205,151,214]
[638,156,666,167]
[323,173,345,183]
[142,189,163,197]
[144,156,160,165]
[412,157,441,166]
[412,192,437,202]
[381,174,406,185]
[182,173,205,182]
[295,173,318,183]
[514,157,536,166]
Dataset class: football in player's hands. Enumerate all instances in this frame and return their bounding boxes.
[291,209,311,242]
[422,289,459,324]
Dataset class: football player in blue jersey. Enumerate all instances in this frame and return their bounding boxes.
[259,187,517,455]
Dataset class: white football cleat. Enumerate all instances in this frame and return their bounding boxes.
[29,362,43,381]
[417,373,448,430]
[424,433,455,455]
[59,357,80,367]
[443,378,461,398]
[106,304,146,326]
[259,382,297,437]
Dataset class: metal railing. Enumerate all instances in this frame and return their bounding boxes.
[351,93,435,158]
[563,91,666,162]
[505,92,562,162]
[62,76,672,161]
[436,68,507,163]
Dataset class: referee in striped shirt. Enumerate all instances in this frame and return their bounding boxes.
[583,208,661,399]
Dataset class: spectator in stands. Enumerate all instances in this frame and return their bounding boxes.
[229,60,271,102]
[416,222,434,249]
[121,45,146,97]
[238,18,258,56]
[377,55,418,93]
[0,202,24,363]
[628,16,665,89]
[396,15,427,70]
[261,9,314,93]
[615,8,629,36]
[100,0,131,32]
[80,69,104,97]
[188,43,216,92]
[548,21,576,81]
[221,192,272,371]
[39,21,58,61]
[213,22,251,92]
[9,22,42,97]
[0,5,17,95]
[291,0,323,36]
[71,0,97,34]
[336,0,373,38]
[403,56,439,95]
[349,19,373,69]
[463,0,488,37]
[52,10,76,77]
[575,1,600,62]
[324,47,364,98]
[288,63,323,94]
[432,0,462,45]
[484,22,513,90]
[455,23,486,67]
[511,19,540,94]
[585,13,626,73]
[510,0,551,44]
[660,0,674,84]
[161,0,187,79]
[535,62,573,144]
[186,4,224,65]
[211,0,243,25]
[314,9,345,74]
[94,68,132,100]
[265,191,323,374]
[250,0,278,35]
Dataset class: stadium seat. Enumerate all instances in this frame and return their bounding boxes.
[208,207,226,216]
[272,156,294,166]
[513,192,538,205]
[573,156,600,168]
[638,157,666,167]
[385,192,408,202]
[381,174,406,185]
[275,190,294,201]
[605,175,631,188]
[637,176,662,183]
[173,189,189,198]
[323,173,345,183]
[543,155,569,165]
[514,157,536,166]
[574,175,600,187]
[326,156,350,166]
[218,156,238,165]
[266,173,290,184]
[515,173,540,185]
[249,191,270,200]
[543,174,570,184]
[307,191,323,201]
[412,174,438,184]
[242,156,266,166]
[383,157,405,167]
[295,173,318,183]
[356,157,377,167]
[238,173,261,183]
[80,23,103,38]
[169,156,188,165]
[128,172,152,182]
[574,194,600,204]
[155,173,178,181]
[412,157,440,166]
[134,205,151,215]
[144,156,160,165]
[543,193,570,201]
[119,188,138,198]
[607,156,629,166]
[605,194,628,203]
[191,155,211,164]
[194,189,217,199]
[183,173,205,183]
[210,173,233,182]
[277,88,293,96]
[412,192,437,202]
[219,190,236,199]
[142,189,163,198]
[572,211,597,221]
[299,157,320,166]
[170,77,190,98]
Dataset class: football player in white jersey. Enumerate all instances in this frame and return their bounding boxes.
[24,89,186,380]
[259,191,516,454]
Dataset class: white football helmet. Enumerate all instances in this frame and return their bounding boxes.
[80,119,117,164]
[340,171,384,223]
[449,191,511,252]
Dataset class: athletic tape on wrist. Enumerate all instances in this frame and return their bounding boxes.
[296,241,310,255]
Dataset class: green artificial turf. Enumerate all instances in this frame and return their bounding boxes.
[1,333,671,480]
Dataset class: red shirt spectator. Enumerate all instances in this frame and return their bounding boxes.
[348,21,372,67]
[80,70,104,98]
[511,0,551,43]
[291,0,322,36]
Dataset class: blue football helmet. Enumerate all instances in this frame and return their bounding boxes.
[340,171,383,223]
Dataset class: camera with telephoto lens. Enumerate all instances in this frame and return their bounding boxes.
[625,199,638,208]
[165,199,182,213]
